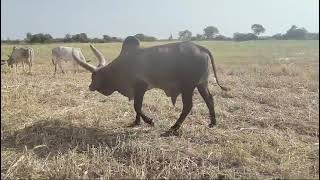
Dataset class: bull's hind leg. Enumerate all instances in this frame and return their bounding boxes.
[28,63,31,74]
[52,58,57,75]
[73,61,78,73]
[22,61,25,71]
[129,81,154,127]
[161,87,195,137]
[54,63,57,75]
[197,84,216,127]
[76,64,80,73]
[58,60,65,73]
[28,59,32,74]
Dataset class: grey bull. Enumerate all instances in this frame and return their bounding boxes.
[72,36,229,136]
[7,47,34,73]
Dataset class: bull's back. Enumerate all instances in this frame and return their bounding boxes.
[52,46,75,60]
[12,48,33,60]
[135,42,209,89]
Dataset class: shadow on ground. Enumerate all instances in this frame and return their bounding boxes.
[1,119,140,158]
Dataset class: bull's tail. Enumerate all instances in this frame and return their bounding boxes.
[200,46,229,91]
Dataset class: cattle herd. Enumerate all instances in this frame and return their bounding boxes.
[3,45,87,74]
[2,36,229,136]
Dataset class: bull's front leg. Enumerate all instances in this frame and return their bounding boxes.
[73,62,78,73]
[28,64,31,74]
[128,81,154,127]
[57,60,65,74]
[22,61,25,71]
[28,60,32,74]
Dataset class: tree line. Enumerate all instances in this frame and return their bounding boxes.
[2,24,318,44]
[178,24,318,41]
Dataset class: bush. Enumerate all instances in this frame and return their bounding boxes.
[134,34,157,41]
[283,25,308,40]
[71,33,89,43]
[233,33,258,41]
[271,33,284,40]
[178,30,192,41]
[92,38,105,43]
[213,35,232,41]
[306,33,319,40]
[26,33,53,43]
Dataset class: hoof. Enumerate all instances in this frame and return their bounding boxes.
[208,123,216,128]
[160,129,181,137]
[142,117,154,127]
[148,121,155,127]
[127,122,141,128]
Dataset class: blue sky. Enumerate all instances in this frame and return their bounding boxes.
[1,0,319,40]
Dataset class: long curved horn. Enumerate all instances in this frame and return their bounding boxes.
[90,44,106,67]
[72,49,96,72]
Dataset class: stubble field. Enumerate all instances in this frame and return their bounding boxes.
[1,40,319,179]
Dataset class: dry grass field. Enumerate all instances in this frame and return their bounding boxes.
[1,40,319,179]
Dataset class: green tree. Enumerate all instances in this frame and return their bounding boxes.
[63,34,72,42]
[203,26,219,39]
[233,33,258,41]
[178,30,192,41]
[271,33,283,40]
[284,25,308,40]
[43,34,53,42]
[251,24,266,35]
[71,33,89,42]
[29,33,53,43]
[26,32,32,42]
[103,35,112,42]
[134,34,157,41]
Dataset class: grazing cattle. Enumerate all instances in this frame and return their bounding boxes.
[7,47,34,73]
[72,36,229,136]
[51,46,87,74]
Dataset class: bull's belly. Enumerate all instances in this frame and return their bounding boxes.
[136,64,209,97]
[144,76,208,97]
[153,83,179,97]
[134,68,209,105]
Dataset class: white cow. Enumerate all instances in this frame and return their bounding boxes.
[7,47,34,73]
[52,46,86,74]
